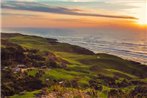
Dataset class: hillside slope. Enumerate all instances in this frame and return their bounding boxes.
[1,33,147,98]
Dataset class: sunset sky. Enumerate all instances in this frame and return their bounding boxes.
[1,0,147,29]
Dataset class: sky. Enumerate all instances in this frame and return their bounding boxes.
[1,0,147,29]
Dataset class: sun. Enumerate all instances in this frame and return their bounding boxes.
[137,9,147,26]
[135,1,147,26]
[137,17,147,25]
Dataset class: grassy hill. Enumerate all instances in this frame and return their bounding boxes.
[1,33,147,98]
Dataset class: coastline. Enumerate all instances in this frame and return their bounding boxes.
[1,32,146,65]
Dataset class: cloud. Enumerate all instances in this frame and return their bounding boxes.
[2,0,145,2]
[1,0,98,2]
[2,12,38,17]
[2,1,137,20]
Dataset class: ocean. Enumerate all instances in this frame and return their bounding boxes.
[2,27,147,64]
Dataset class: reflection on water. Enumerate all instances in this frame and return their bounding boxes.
[2,28,147,64]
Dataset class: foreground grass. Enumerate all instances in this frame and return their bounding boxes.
[10,90,40,98]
